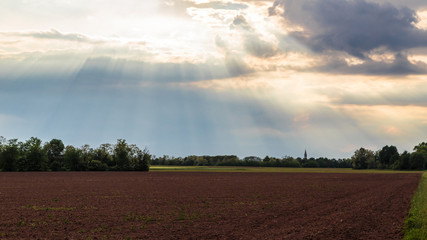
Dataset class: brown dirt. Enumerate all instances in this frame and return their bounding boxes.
[0,172,421,239]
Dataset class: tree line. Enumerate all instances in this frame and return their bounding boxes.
[1,136,425,171]
[351,142,427,170]
[152,155,352,168]
[0,137,150,172]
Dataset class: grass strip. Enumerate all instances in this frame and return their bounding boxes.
[150,165,421,174]
[404,172,427,240]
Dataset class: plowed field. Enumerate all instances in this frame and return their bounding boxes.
[0,172,420,239]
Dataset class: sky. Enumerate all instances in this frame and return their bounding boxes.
[0,0,426,159]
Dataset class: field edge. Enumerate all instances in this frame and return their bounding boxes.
[404,172,427,239]
[150,165,422,174]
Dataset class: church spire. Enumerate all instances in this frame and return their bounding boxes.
[304,149,307,160]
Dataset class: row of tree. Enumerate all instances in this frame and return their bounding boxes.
[351,142,427,170]
[1,136,425,171]
[152,155,352,168]
[0,137,150,171]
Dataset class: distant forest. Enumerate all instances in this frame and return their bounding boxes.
[152,141,427,170]
[151,155,352,168]
[150,142,427,170]
[0,136,426,171]
[0,137,150,172]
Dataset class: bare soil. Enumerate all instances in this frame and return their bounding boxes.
[0,172,420,239]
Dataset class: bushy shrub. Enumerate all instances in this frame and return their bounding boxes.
[303,160,319,168]
[88,160,108,171]
[410,152,426,170]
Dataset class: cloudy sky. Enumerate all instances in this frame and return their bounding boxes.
[1,0,427,158]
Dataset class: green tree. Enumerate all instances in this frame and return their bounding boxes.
[114,139,131,171]
[130,146,150,171]
[338,158,352,168]
[392,151,411,170]
[195,156,208,166]
[94,143,114,167]
[64,145,84,171]
[140,148,151,171]
[409,152,426,170]
[281,156,301,168]
[303,159,319,168]
[88,160,108,171]
[80,144,93,170]
[0,139,19,171]
[0,136,5,151]
[0,137,4,168]
[44,139,65,171]
[22,137,48,171]
[378,145,399,169]
[351,147,375,169]
[414,142,427,153]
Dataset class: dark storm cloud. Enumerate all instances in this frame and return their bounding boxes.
[371,0,427,10]
[270,0,427,59]
[231,15,278,58]
[315,53,427,75]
